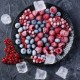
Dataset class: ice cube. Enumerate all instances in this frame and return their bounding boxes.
[33,1,46,11]
[1,14,12,24]
[56,66,68,79]
[35,68,47,79]
[16,61,28,73]
[44,54,56,64]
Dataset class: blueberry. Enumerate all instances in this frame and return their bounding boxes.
[43,21,46,24]
[27,49,32,54]
[37,21,42,25]
[50,14,54,17]
[27,44,31,48]
[32,44,36,49]
[26,36,31,40]
[45,43,50,47]
[30,39,34,44]
[31,20,36,25]
[32,50,36,56]
[35,24,39,29]
[38,28,42,32]
[15,23,20,28]
[44,34,48,37]
[18,27,23,32]
[19,44,23,48]
[27,21,31,24]
[56,12,61,16]
[55,38,60,43]
[49,46,54,50]
[40,24,45,28]
[34,30,38,33]
[15,39,20,44]
[45,9,50,13]
[15,34,20,38]
[25,39,29,44]
[42,37,47,43]
[21,48,26,54]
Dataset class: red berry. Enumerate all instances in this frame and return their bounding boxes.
[55,27,61,34]
[51,42,57,48]
[35,47,42,53]
[50,6,57,14]
[36,16,42,20]
[54,48,62,55]
[49,30,55,36]
[43,14,49,20]
[35,37,40,42]
[43,27,49,33]
[58,42,65,48]
[37,33,43,38]
[48,36,54,43]
[37,41,43,47]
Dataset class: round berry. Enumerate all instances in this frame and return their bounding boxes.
[27,49,32,54]
[26,36,31,40]
[42,37,47,43]
[27,44,31,48]
[19,44,23,48]
[15,39,20,44]
[45,9,50,13]
[31,20,37,25]
[30,39,34,44]
[15,34,20,38]
[21,48,26,54]
[32,44,36,49]
[32,50,36,56]
[18,27,23,32]
[37,41,43,47]
[25,39,29,44]
[15,23,20,28]
[50,6,57,14]
[56,12,61,16]
[55,38,60,43]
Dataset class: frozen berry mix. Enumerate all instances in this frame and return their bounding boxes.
[14,6,72,64]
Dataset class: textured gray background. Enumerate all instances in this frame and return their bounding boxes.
[0,0,80,80]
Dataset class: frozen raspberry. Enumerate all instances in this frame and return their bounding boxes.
[35,47,42,53]
[39,10,44,15]
[37,41,43,47]
[51,42,57,48]
[29,14,34,20]
[36,16,42,20]
[43,47,49,54]
[61,36,68,43]
[46,22,51,28]
[50,6,57,14]
[34,37,40,42]
[55,27,61,34]
[22,31,27,37]
[54,48,62,55]
[43,27,49,33]
[32,10,38,16]
[60,30,69,37]
[58,42,65,48]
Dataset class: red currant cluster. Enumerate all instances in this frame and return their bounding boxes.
[2,38,20,64]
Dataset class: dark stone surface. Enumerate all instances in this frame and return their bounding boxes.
[0,0,80,80]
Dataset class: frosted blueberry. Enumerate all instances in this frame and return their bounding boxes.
[55,38,60,43]
[34,30,38,33]
[27,21,31,24]
[45,9,50,13]
[31,20,36,25]
[19,44,23,48]
[15,39,20,44]
[15,34,20,38]
[32,50,36,56]
[41,55,46,59]
[26,36,31,40]
[50,14,54,17]
[42,37,47,43]
[40,24,45,28]
[49,46,54,50]
[23,26,27,30]
[32,44,36,49]
[21,48,26,54]
[56,12,61,16]
[30,39,34,44]
[38,28,42,32]
[1,14,12,24]
[27,49,32,54]
[45,43,50,47]
[37,21,42,25]
[25,39,29,44]
[44,34,48,37]
[43,21,46,24]
[18,27,23,33]
[27,44,31,48]
[35,24,39,29]
[15,23,20,28]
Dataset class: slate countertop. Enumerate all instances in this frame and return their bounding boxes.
[0,0,80,80]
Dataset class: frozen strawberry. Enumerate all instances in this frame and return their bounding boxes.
[35,47,42,53]
[61,36,68,43]
[58,42,65,48]
[36,16,42,20]
[37,41,43,47]
[60,30,69,36]
[43,14,49,20]
[43,47,49,54]
[46,22,51,28]
[50,6,57,14]
[49,30,55,36]
[48,36,54,43]
[34,37,40,42]
[37,33,43,38]
[29,14,34,20]
[29,25,34,31]
[32,10,38,16]
[43,27,49,33]
[54,27,61,34]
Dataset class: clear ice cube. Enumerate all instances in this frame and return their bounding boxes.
[16,61,28,73]
[33,1,46,11]
[56,66,68,79]
[1,14,12,24]
[35,68,47,79]
[44,54,56,64]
